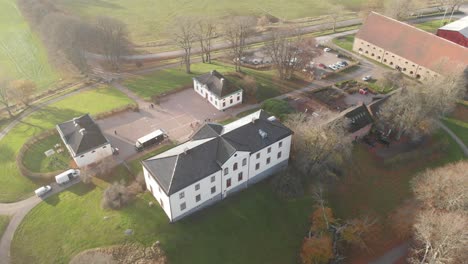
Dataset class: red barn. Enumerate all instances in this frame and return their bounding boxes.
[436,16,468,47]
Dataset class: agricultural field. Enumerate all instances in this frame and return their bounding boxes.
[0,86,135,203]
[0,0,59,90]
[53,0,367,43]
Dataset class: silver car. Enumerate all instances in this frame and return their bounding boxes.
[35,185,52,197]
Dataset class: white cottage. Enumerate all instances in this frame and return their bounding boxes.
[193,70,243,110]
[56,114,113,167]
[142,110,292,222]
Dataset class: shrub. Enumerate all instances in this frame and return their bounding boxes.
[101,181,133,210]
[261,99,293,119]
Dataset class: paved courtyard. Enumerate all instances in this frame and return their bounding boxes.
[97,88,236,160]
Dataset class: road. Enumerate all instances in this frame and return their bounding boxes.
[86,11,465,63]
[0,178,81,264]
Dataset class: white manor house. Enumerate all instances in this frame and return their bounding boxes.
[142,110,292,222]
[193,70,243,110]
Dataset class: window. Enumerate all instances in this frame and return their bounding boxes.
[266,157,271,165]
[238,172,243,181]
[80,155,84,158]
[383,59,387,62]
[195,183,200,191]
[158,186,161,193]
[237,96,240,101]
[277,152,282,159]
[267,147,271,153]
[410,71,414,74]
[149,185,153,194]
[160,199,164,208]
[180,202,186,211]
[211,186,216,194]
[230,99,233,104]
[103,146,106,149]
[279,141,283,148]
[233,163,238,171]
[255,163,260,170]
[390,62,393,65]
[242,158,247,166]
[211,176,215,183]
[179,192,185,199]
[256,153,260,159]
[224,168,229,175]
[226,178,231,188]
[196,194,201,202]
[223,102,226,107]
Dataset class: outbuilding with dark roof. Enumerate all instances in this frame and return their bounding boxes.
[193,70,243,110]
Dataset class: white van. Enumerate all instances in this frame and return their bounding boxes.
[135,129,167,152]
[35,185,52,197]
[55,169,80,185]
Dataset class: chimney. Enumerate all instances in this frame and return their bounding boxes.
[258,129,268,139]
[210,70,215,75]
[251,116,257,123]
[79,128,86,135]
[267,116,276,122]
[220,78,224,86]
[73,117,78,127]
[183,147,189,155]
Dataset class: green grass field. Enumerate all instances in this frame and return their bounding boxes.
[54,0,366,43]
[414,19,452,33]
[22,134,72,173]
[332,34,355,52]
[124,61,299,102]
[0,86,135,203]
[0,0,59,90]
[0,215,9,238]
[12,182,312,264]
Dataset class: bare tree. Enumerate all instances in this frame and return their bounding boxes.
[194,18,216,64]
[409,210,468,264]
[0,79,15,118]
[10,80,37,106]
[224,16,256,72]
[267,28,321,80]
[102,181,133,210]
[378,70,466,138]
[328,5,347,32]
[378,71,406,91]
[95,16,129,70]
[168,17,196,73]
[412,161,468,212]
[285,111,352,178]
[359,0,385,19]
[384,0,417,20]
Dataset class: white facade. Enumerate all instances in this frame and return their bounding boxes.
[72,144,113,167]
[144,134,292,222]
[193,79,243,110]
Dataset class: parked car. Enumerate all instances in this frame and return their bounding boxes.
[323,47,331,52]
[55,169,80,185]
[359,88,369,95]
[135,129,167,152]
[339,61,348,66]
[328,65,337,70]
[362,75,372,81]
[35,185,52,197]
[318,63,326,69]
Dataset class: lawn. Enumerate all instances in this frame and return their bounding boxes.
[414,19,452,33]
[12,181,312,264]
[332,34,355,52]
[54,0,366,44]
[22,134,72,173]
[124,61,301,102]
[443,118,468,146]
[0,86,135,203]
[0,215,9,238]
[0,0,59,90]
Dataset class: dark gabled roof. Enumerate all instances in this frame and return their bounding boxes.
[343,104,374,133]
[356,12,468,74]
[143,110,293,195]
[56,114,109,156]
[193,70,242,98]
[192,123,223,140]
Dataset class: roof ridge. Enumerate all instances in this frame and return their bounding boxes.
[167,154,179,193]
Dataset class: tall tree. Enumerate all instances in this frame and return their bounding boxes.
[195,17,216,64]
[95,16,129,70]
[10,80,37,106]
[328,5,347,32]
[384,0,417,20]
[267,28,320,80]
[224,16,256,72]
[0,79,14,118]
[378,70,466,138]
[285,111,352,177]
[169,17,196,73]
